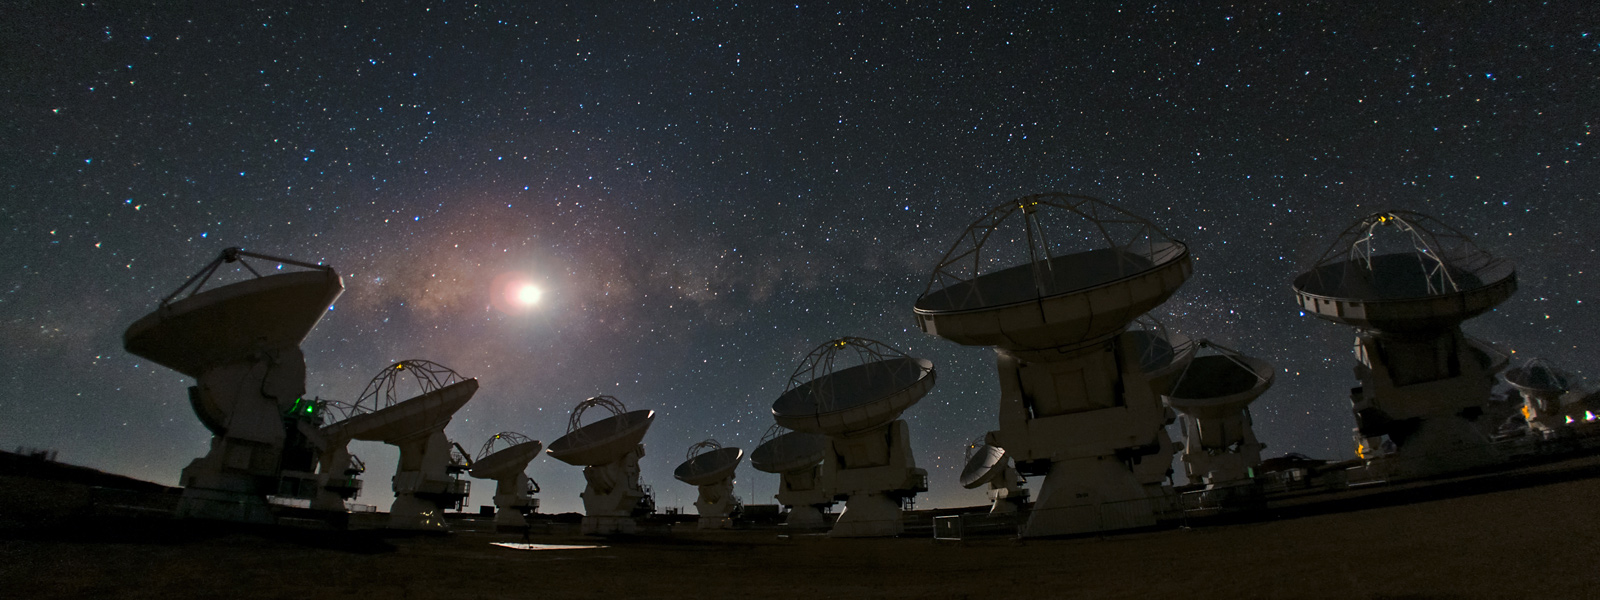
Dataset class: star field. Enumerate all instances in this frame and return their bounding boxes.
[2,2,1596,513]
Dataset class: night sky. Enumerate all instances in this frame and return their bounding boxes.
[3,2,1595,514]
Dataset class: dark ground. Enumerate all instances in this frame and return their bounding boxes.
[3,470,1599,600]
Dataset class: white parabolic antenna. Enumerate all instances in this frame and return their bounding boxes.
[1292,210,1514,478]
[1504,358,1569,397]
[673,442,744,486]
[751,428,827,475]
[771,340,935,437]
[751,425,833,528]
[1166,350,1274,421]
[470,432,543,529]
[125,249,342,379]
[472,433,544,480]
[771,337,933,537]
[546,396,655,535]
[960,441,1028,514]
[1504,358,1572,433]
[547,404,655,467]
[323,360,477,531]
[673,440,743,529]
[959,443,1009,489]
[913,193,1191,538]
[1164,342,1274,487]
[123,247,342,523]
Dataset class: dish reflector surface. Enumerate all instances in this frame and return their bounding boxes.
[751,429,827,474]
[771,338,935,436]
[674,446,744,486]
[959,443,1008,489]
[547,396,655,466]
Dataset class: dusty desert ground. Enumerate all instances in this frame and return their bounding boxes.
[4,470,1600,600]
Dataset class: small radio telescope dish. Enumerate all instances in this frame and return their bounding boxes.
[1164,341,1274,487]
[1505,358,1573,435]
[469,432,543,529]
[772,337,932,537]
[959,442,1009,490]
[959,439,1029,514]
[673,440,744,529]
[123,247,342,523]
[913,194,1191,537]
[751,424,834,528]
[1293,211,1514,478]
[546,395,656,535]
[322,360,478,530]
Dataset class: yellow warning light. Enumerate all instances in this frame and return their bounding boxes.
[395,364,404,370]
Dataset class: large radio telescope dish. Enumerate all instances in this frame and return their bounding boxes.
[751,424,827,474]
[471,432,544,481]
[771,337,935,437]
[1165,341,1276,420]
[546,395,656,466]
[1504,357,1571,395]
[321,360,477,444]
[1292,210,1516,332]
[354,359,468,412]
[913,193,1190,351]
[124,247,342,378]
[959,440,1009,490]
[673,440,744,487]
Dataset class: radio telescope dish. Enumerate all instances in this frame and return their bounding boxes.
[1505,358,1573,435]
[123,247,342,523]
[323,360,477,444]
[1165,341,1273,486]
[913,194,1189,538]
[959,443,1009,489]
[751,427,827,475]
[1166,344,1275,421]
[771,337,935,437]
[1293,211,1516,333]
[673,440,744,529]
[959,439,1028,514]
[1293,211,1513,479]
[673,440,744,487]
[751,424,834,528]
[471,432,544,481]
[547,396,655,535]
[1505,358,1570,396]
[1125,315,1198,396]
[470,432,543,529]
[914,193,1190,351]
[125,247,342,378]
[547,396,656,467]
[323,360,477,530]
[772,337,931,537]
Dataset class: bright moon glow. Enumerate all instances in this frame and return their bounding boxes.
[515,284,542,305]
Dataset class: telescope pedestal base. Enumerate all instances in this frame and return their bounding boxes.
[829,493,903,538]
[387,493,449,531]
[1023,456,1155,538]
[783,505,828,528]
[176,487,275,524]
[581,515,637,535]
[697,516,733,529]
[1379,417,1500,480]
